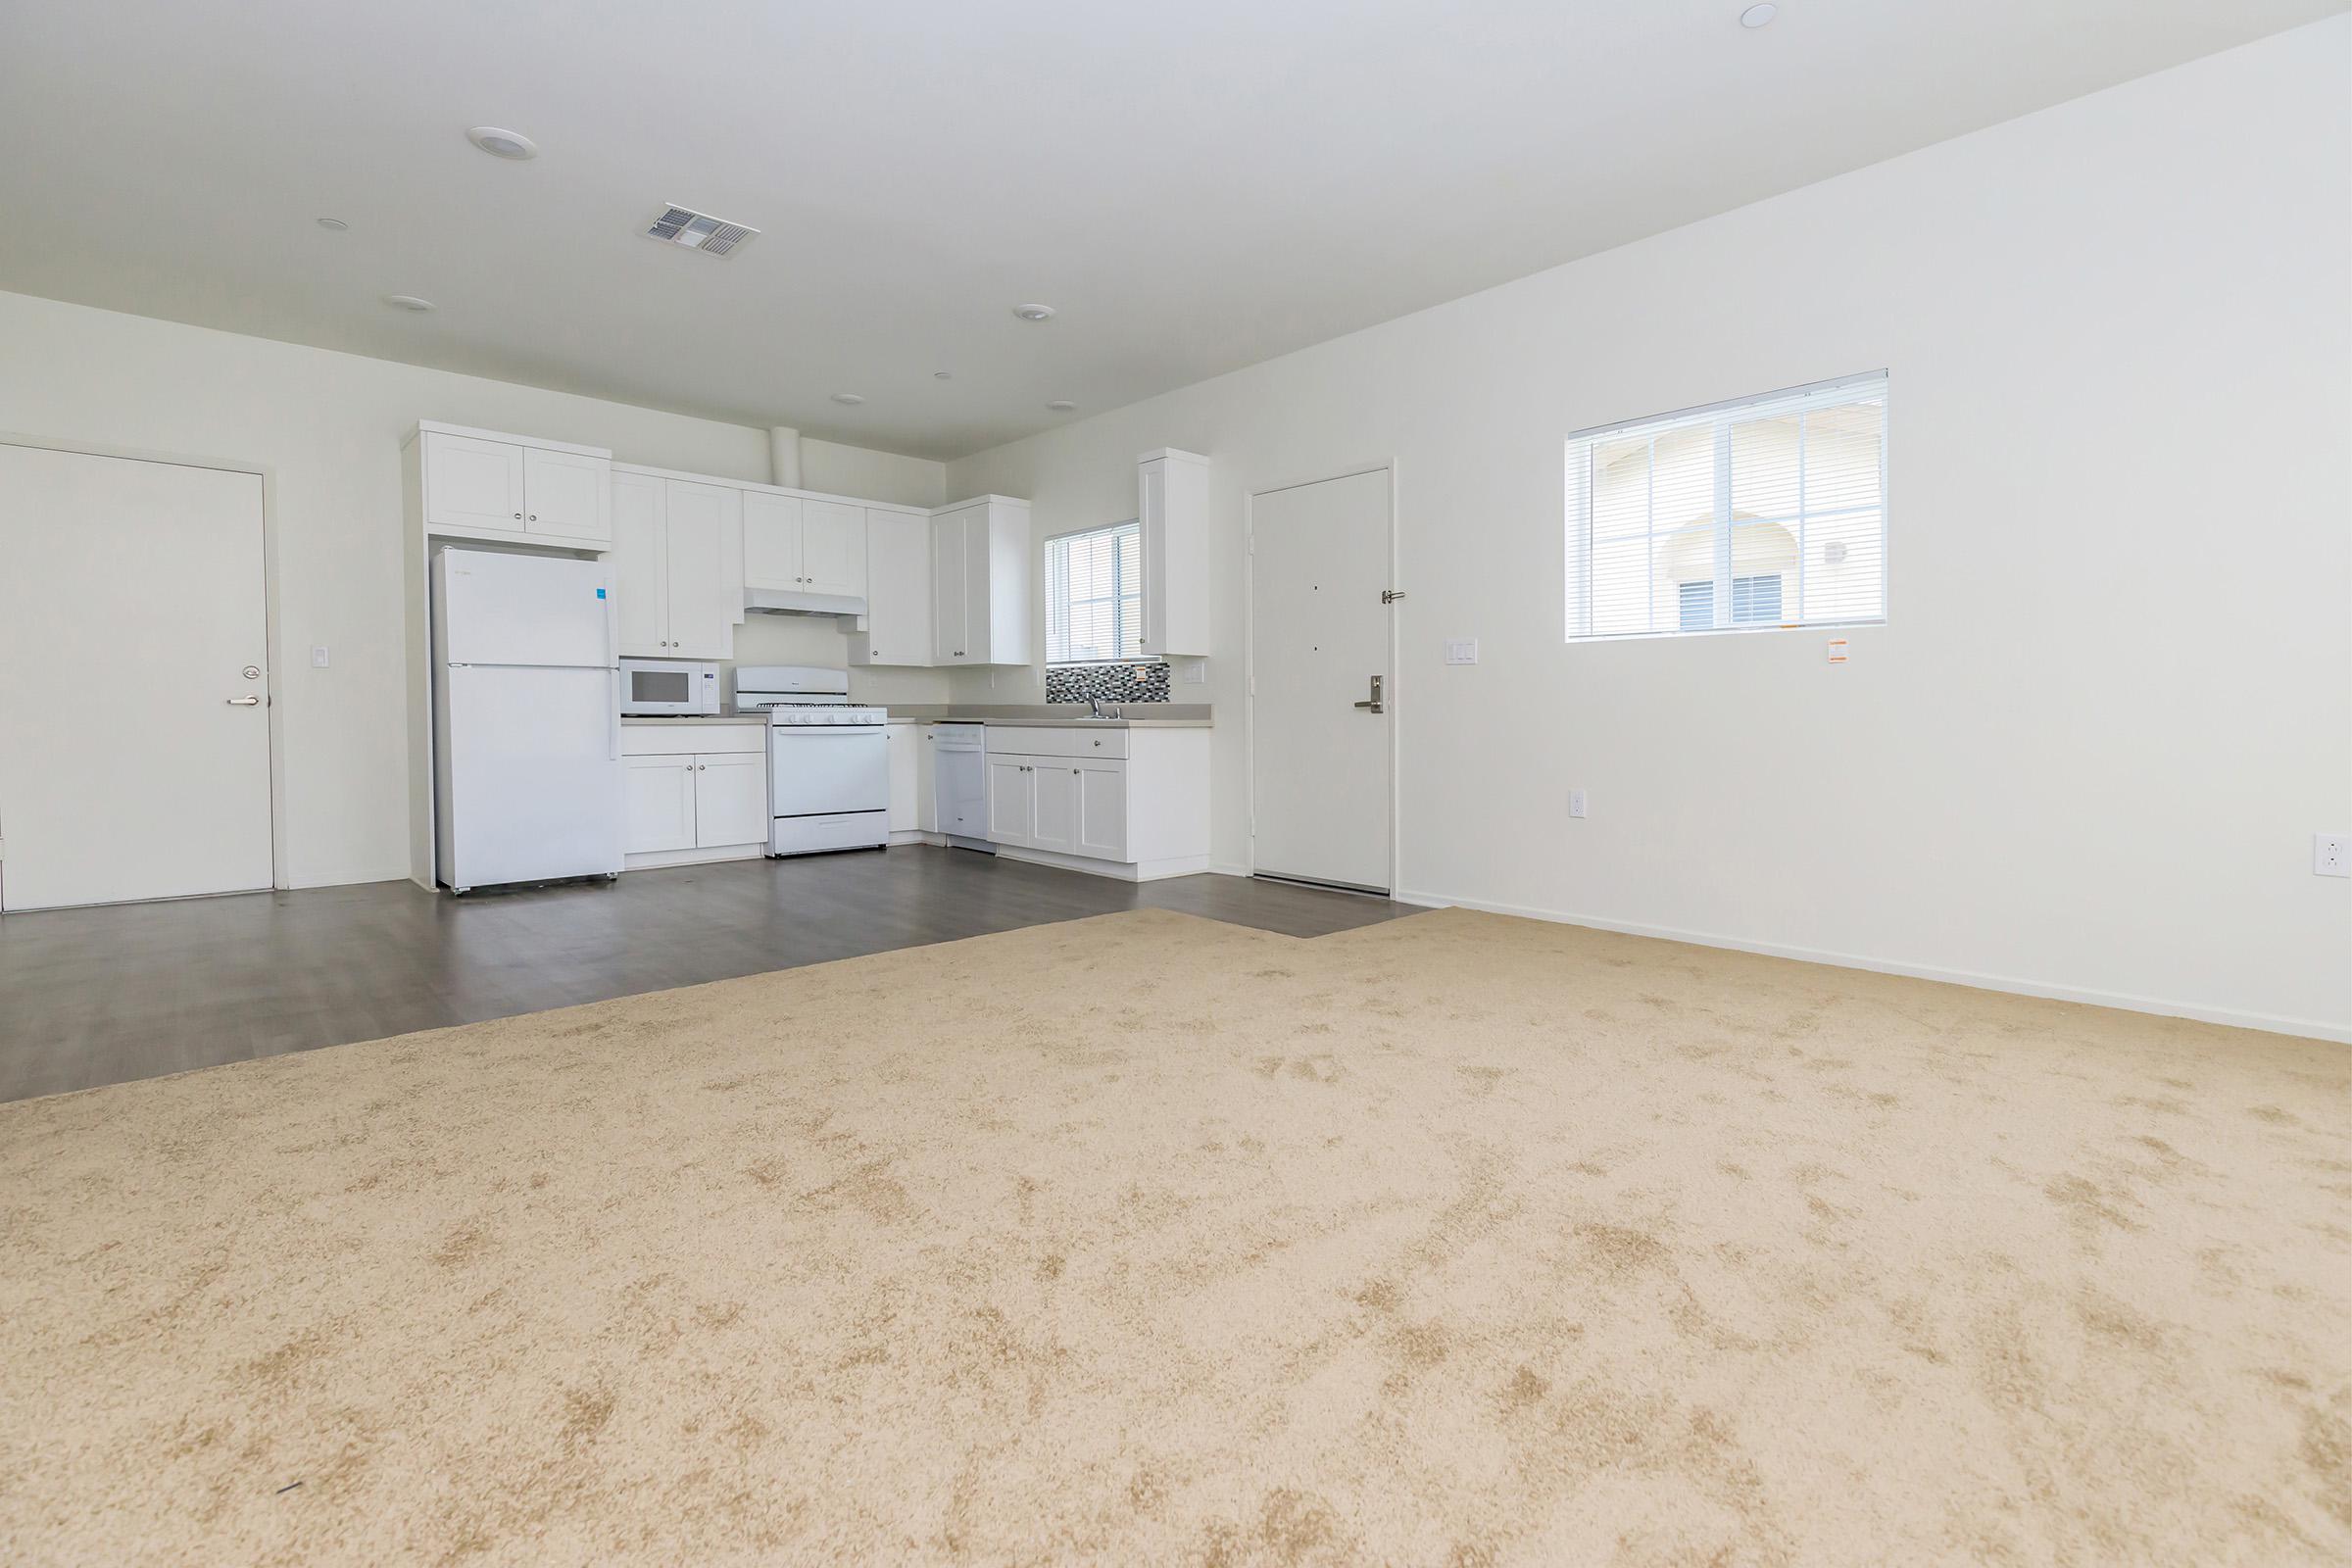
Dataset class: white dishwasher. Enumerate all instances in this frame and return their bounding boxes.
[930,722,991,852]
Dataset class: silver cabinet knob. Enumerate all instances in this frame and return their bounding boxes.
[514,512,521,519]
[529,514,537,521]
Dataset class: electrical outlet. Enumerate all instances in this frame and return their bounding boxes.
[1181,659,1206,685]
[2317,833,2350,878]
[1568,788,1588,819]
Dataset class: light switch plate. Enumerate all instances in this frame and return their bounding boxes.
[1445,638,1479,665]
[1182,659,1206,685]
[310,645,330,668]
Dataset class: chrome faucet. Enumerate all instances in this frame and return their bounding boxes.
[1089,697,1120,718]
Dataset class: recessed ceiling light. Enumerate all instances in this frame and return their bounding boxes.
[830,392,866,406]
[1740,3,1778,26]
[383,295,436,312]
[1046,401,1076,413]
[466,125,538,160]
[1012,303,1057,322]
[316,217,348,231]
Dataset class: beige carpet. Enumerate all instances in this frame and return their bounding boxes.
[1,907,2346,1566]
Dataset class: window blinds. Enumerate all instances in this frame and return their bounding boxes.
[1046,520,1143,663]
[1566,371,1887,640]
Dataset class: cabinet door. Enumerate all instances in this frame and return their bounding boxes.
[932,511,970,663]
[740,491,803,591]
[1032,763,1079,854]
[1137,458,1165,655]
[855,510,932,665]
[1075,759,1129,860]
[624,755,697,854]
[885,724,918,832]
[801,500,867,598]
[914,726,939,832]
[960,512,993,665]
[522,447,611,543]
[423,432,525,534]
[610,469,668,657]
[692,752,769,848]
[662,480,739,659]
[985,757,1034,846]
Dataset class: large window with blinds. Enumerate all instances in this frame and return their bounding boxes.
[1046,519,1144,663]
[1566,371,1887,641]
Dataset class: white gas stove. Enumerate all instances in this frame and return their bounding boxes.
[732,665,889,856]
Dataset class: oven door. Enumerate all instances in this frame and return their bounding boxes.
[769,726,889,818]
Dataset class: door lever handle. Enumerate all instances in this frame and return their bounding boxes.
[1352,675,1385,714]
[225,695,262,706]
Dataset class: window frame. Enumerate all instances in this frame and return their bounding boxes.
[1564,370,1889,644]
[1045,517,1149,666]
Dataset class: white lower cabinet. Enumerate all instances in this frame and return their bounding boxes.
[1074,760,1128,859]
[886,722,919,833]
[981,726,1206,879]
[620,725,768,864]
[624,756,698,854]
[986,757,1035,844]
[692,752,767,847]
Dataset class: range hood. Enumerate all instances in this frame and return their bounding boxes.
[744,587,867,617]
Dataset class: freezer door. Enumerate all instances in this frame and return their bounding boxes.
[438,663,623,887]
[769,727,889,819]
[436,548,614,668]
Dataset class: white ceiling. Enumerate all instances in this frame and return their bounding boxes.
[2,1,2339,460]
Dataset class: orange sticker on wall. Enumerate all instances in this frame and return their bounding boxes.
[1826,638,1849,663]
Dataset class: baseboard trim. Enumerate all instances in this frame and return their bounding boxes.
[625,844,764,872]
[1391,888,2349,1045]
[994,846,1210,883]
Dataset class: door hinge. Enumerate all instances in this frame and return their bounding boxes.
[1382,589,1405,604]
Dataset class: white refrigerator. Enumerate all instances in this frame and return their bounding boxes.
[431,549,622,892]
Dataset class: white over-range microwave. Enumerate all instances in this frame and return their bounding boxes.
[619,658,721,716]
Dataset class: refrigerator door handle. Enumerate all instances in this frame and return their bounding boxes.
[605,589,621,761]
[608,666,621,761]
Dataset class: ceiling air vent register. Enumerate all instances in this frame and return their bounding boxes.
[645,205,759,257]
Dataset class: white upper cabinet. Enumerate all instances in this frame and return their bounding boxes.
[801,500,867,598]
[851,508,932,666]
[415,425,611,547]
[740,491,804,591]
[930,497,1030,665]
[931,508,969,662]
[522,446,612,544]
[742,492,867,599]
[423,433,524,533]
[1137,448,1210,657]
[660,480,739,659]
[610,471,668,656]
[611,468,736,658]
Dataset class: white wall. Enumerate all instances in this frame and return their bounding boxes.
[799,437,946,510]
[946,20,2352,1039]
[0,290,946,888]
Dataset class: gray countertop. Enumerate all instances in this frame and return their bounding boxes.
[883,704,1212,729]
[621,707,1212,730]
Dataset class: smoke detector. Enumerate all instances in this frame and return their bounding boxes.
[645,204,759,257]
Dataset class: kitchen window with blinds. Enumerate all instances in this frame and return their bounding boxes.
[1046,519,1144,663]
[1565,371,1887,641]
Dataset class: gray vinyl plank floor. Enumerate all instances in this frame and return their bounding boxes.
[0,846,1406,1102]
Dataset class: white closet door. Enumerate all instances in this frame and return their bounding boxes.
[0,445,273,908]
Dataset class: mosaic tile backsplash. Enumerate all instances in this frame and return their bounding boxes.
[1047,662,1171,704]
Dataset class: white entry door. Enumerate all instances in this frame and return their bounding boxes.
[1250,467,1393,893]
[0,444,274,909]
